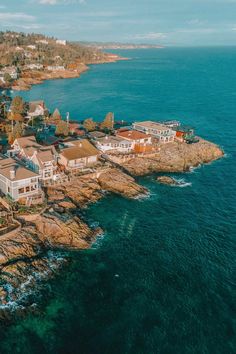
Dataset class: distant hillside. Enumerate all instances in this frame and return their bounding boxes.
[77,41,164,50]
[0,31,109,68]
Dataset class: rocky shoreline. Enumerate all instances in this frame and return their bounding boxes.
[8,55,128,91]
[120,139,224,176]
[0,140,224,320]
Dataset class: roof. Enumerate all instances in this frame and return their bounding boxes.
[35,148,56,167]
[60,139,99,161]
[29,101,45,113]
[173,125,194,133]
[89,131,106,139]
[0,157,39,181]
[133,121,171,131]
[14,136,41,157]
[15,136,41,149]
[96,135,125,144]
[117,130,150,140]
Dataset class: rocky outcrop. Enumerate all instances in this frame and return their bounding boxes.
[0,212,101,319]
[0,168,145,318]
[46,168,146,207]
[157,176,180,186]
[12,65,88,91]
[98,169,147,198]
[121,139,224,176]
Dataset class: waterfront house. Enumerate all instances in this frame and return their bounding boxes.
[173,126,195,142]
[58,139,100,171]
[46,65,65,71]
[0,157,40,202]
[8,136,59,183]
[27,100,48,118]
[95,135,133,153]
[116,129,153,152]
[132,121,175,143]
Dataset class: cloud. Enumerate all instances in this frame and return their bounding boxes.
[39,0,86,4]
[133,32,167,40]
[39,0,58,4]
[0,12,35,21]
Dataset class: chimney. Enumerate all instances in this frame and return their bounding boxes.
[105,135,108,140]
[10,168,16,180]
[79,142,82,148]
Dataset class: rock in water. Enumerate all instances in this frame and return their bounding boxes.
[157,176,179,185]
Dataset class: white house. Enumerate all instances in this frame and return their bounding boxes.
[46,65,65,71]
[24,64,43,70]
[0,157,40,201]
[132,121,176,143]
[27,101,47,118]
[8,136,58,183]
[1,66,18,80]
[95,135,133,153]
[56,39,66,45]
[59,139,100,171]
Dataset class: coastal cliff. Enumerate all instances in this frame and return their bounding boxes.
[121,139,224,176]
[0,168,146,319]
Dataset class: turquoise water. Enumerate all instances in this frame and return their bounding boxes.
[1,48,236,353]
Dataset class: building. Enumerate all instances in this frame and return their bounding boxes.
[0,66,18,80]
[173,126,195,142]
[27,100,48,118]
[116,129,153,153]
[8,136,58,183]
[58,139,100,171]
[132,121,175,143]
[89,131,106,140]
[46,65,65,71]
[95,135,133,153]
[24,64,43,70]
[0,157,40,201]
[56,39,67,45]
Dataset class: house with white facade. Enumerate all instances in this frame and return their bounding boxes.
[95,135,133,153]
[56,39,66,45]
[58,139,100,171]
[46,65,65,71]
[8,136,58,183]
[27,101,48,118]
[0,157,40,202]
[132,121,175,143]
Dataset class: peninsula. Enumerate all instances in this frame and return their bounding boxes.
[0,31,126,91]
[0,97,224,320]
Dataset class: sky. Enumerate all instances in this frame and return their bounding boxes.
[0,0,236,46]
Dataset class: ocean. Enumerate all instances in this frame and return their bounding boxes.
[1,48,235,354]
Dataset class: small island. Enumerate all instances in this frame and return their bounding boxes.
[0,94,224,319]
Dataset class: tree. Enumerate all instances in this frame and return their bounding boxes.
[7,121,23,144]
[100,112,114,131]
[3,73,12,84]
[10,96,25,115]
[55,120,69,136]
[83,118,96,132]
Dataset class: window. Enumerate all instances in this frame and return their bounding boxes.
[26,186,30,192]
[31,185,37,191]
[18,188,24,194]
